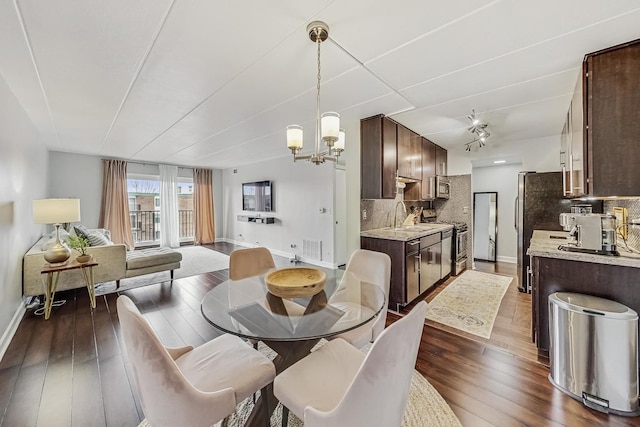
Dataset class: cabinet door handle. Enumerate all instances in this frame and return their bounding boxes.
[415,254,421,273]
[569,154,574,193]
[562,165,570,196]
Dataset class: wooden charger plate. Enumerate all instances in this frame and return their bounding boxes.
[265,267,327,298]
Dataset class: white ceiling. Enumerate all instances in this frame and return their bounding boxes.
[1,0,639,169]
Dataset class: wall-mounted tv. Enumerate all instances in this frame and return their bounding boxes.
[242,180,273,212]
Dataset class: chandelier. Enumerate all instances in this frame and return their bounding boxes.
[465,109,490,151]
[286,21,345,164]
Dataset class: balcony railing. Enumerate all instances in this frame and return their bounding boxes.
[129,210,194,243]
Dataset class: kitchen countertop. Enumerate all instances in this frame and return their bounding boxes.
[360,223,453,242]
[527,229,640,268]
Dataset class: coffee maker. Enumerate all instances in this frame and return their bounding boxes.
[558,213,619,255]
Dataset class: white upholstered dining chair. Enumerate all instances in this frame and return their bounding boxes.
[117,295,275,427]
[229,246,276,280]
[328,249,392,348]
[274,301,427,427]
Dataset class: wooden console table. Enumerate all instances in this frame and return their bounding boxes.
[40,258,98,320]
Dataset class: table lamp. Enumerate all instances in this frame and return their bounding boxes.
[33,198,81,265]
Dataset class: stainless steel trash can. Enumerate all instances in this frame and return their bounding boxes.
[549,292,639,415]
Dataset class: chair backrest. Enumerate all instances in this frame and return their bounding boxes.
[229,247,276,280]
[345,249,391,340]
[305,301,427,427]
[117,296,236,427]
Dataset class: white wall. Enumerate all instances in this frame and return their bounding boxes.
[222,156,336,267]
[0,75,49,356]
[449,135,561,176]
[472,163,523,263]
[49,151,103,228]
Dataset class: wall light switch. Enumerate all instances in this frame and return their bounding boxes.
[463,206,469,214]
[362,209,367,220]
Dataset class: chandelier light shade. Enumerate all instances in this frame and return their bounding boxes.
[287,21,345,164]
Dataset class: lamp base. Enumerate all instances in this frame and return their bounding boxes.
[44,224,71,265]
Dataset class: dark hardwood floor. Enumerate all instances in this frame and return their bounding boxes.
[0,245,637,426]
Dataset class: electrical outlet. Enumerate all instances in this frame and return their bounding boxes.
[362,209,367,220]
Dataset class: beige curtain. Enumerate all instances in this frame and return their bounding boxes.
[193,168,215,244]
[99,159,135,250]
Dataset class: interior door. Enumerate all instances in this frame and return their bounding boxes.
[473,192,497,262]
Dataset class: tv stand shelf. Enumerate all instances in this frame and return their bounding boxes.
[237,215,275,224]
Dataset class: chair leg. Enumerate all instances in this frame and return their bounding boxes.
[281,405,289,427]
[261,385,270,427]
[116,279,120,289]
[252,341,259,404]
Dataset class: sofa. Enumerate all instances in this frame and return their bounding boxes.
[23,229,182,297]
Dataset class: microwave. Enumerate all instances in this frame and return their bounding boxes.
[435,176,450,199]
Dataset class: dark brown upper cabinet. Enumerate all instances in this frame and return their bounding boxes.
[361,114,446,200]
[435,144,447,176]
[397,125,422,180]
[584,38,640,197]
[560,72,586,197]
[361,115,397,199]
[421,137,436,200]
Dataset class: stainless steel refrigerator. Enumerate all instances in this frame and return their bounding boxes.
[515,172,602,293]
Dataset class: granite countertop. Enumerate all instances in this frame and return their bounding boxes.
[527,229,640,268]
[360,223,453,242]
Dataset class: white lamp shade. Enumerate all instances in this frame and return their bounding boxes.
[33,198,81,224]
[287,125,303,149]
[321,112,340,140]
[334,129,346,150]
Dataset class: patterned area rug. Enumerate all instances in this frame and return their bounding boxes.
[426,269,512,339]
[138,341,462,427]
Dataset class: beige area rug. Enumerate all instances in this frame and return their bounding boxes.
[95,246,229,295]
[426,269,512,339]
[138,341,462,427]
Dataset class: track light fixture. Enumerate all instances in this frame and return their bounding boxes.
[465,109,490,151]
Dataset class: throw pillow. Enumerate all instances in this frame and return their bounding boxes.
[74,225,90,239]
[86,230,110,247]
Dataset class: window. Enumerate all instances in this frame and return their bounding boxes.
[126,168,194,246]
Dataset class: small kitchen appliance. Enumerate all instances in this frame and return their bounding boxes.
[559,213,618,255]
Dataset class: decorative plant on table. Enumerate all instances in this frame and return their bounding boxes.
[67,235,91,263]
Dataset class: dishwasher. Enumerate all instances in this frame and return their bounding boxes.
[405,239,420,303]
[441,229,452,278]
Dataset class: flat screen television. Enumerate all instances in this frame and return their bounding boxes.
[242,180,273,212]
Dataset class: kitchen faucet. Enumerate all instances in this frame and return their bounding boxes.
[392,200,407,229]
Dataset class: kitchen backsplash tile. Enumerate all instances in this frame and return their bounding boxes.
[604,199,640,252]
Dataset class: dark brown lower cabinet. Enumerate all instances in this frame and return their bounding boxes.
[531,255,640,374]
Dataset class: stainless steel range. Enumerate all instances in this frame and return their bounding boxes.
[450,222,468,275]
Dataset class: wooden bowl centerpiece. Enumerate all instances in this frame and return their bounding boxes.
[265,267,327,298]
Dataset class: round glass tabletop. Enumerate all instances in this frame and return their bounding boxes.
[201,269,384,342]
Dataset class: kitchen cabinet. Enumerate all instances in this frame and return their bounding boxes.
[421,137,436,200]
[397,125,421,180]
[361,232,444,310]
[530,255,640,375]
[420,234,441,294]
[435,144,447,176]
[360,114,447,201]
[560,73,586,197]
[583,38,640,197]
[361,115,397,199]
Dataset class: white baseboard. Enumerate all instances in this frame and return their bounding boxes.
[0,301,26,363]
[220,238,336,269]
[497,256,517,264]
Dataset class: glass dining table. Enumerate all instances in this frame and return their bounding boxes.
[201,268,385,427]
